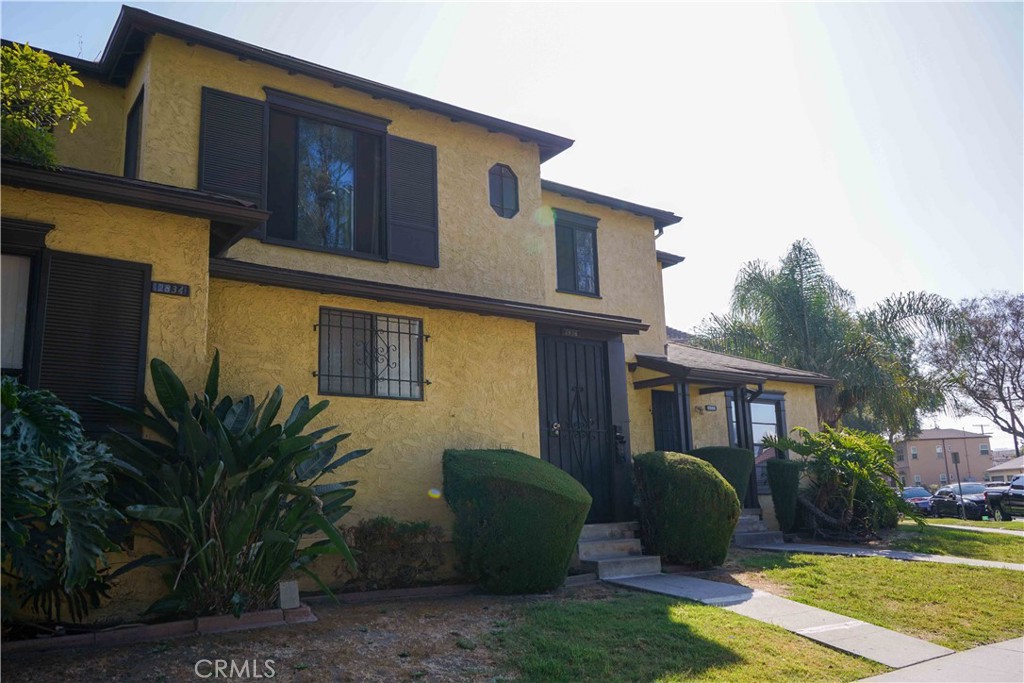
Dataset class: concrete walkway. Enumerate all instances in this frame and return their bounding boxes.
[742,541,1024,571]
[607,574,953,668]
[929,523,1024,537]
[858,637,1024,683]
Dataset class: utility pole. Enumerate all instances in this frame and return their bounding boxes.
[941,437,951,484]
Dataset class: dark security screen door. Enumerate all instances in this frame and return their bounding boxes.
[652,390,683,452]
[537,334,614,523]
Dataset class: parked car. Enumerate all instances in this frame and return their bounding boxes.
[984,475,1024,521]
[900,486,934,513]
[929,483,989,520]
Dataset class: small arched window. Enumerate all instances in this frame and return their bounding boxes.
[488,163,518,218]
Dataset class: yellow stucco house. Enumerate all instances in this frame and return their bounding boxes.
[2,7,831,546]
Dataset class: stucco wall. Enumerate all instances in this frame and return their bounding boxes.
[121,36,667,340]
[689,386,731,448]
[207,278,541,529]
[52,74,127,176]
[2,188,211,390]
[687,380,820,450]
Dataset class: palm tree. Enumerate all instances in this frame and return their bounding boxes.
[694,240,957,436]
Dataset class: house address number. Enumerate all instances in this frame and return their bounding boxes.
[152,281,190,297]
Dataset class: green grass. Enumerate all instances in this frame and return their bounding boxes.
[499,591,885,682]
[737,553,1024,650]
[928,517,1024,530]
[891,521,1024,563]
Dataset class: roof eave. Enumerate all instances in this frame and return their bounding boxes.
[1,160,269,256]
[20,6,574,162]
[541,180,682,230]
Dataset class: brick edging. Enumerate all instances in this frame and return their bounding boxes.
[1,604,316,656]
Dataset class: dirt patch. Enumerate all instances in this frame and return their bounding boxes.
[1,593,530,683]
[678,548,795,598]
[1,584,627,683]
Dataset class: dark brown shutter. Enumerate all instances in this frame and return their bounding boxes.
[199,88,267,205]
[387,136,438,267]
[37,252,150,434]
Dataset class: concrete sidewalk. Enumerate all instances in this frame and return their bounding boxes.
[607,573,953,668]
[858,637,1024,682]
[742,541,1024,571]
[929,523,1024,537]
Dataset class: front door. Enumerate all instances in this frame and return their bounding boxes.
[537,333,615,523]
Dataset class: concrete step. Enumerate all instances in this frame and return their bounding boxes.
[735,518,768,533]
[579,521,640,541]
[733,531,785,547]
[742,508,763,518]
[577,537,643,561]
[581,554,662,580]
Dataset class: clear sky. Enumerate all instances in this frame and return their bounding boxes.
[2,2,1022,447]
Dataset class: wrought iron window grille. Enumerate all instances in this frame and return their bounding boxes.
[315,307,427,400]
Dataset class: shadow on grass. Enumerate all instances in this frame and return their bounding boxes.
[499,588,882,683]
[500,593,741,683]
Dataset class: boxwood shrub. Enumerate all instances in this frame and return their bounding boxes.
[688,446,755,504]
[766,458,801,533]
[633,451,740,568]
[443,449,591,594]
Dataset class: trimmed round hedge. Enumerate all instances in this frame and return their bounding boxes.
[443,449,592,594]
[633,451,740,568]
[687,446,755,505]
[766,458,801,533]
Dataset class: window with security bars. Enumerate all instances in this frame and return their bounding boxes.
[318,308,425,399]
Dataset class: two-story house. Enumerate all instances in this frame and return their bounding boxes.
[894,428,994,488]
[2,7,831,590]
[1,6,682,532]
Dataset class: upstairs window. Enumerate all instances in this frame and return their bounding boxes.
[980,443,990,455]
[554,209,599,296]
[911,447,918,459]
[318,307,425,400]
[936,445,943,458]
[267,107,385,257]
[199,87,439,267]
[488,164,518,218]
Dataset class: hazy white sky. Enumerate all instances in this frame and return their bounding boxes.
[2,2,1022,446]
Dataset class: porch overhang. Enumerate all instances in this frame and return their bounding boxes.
[1,160,270,257]
[632,353,768,389]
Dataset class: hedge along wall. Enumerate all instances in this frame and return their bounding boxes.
[633,451,740,568]
[442,449,591,594]
[688,446,755,504]
[766,458,801,533]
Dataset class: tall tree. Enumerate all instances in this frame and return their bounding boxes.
[695,240,954,437]
[927,293,1024,455]
[1,43,90,166]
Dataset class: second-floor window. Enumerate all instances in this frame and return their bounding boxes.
[199,87,439,267]
[554,209,599,296]
[980,443,990,455]
[911,447,918,459]
[267,110,384,257]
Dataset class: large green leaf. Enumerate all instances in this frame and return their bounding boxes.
[204,350,221,404]
[150,358,189,419]
[125,505,185,526]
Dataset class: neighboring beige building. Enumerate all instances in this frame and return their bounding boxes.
[986,456,1024,482]
[895,429,993,488]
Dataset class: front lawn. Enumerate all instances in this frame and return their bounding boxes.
[890,521,1024,563]
[730,551,1024,650]
[1,585,886,683]
[500,587,884,682]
